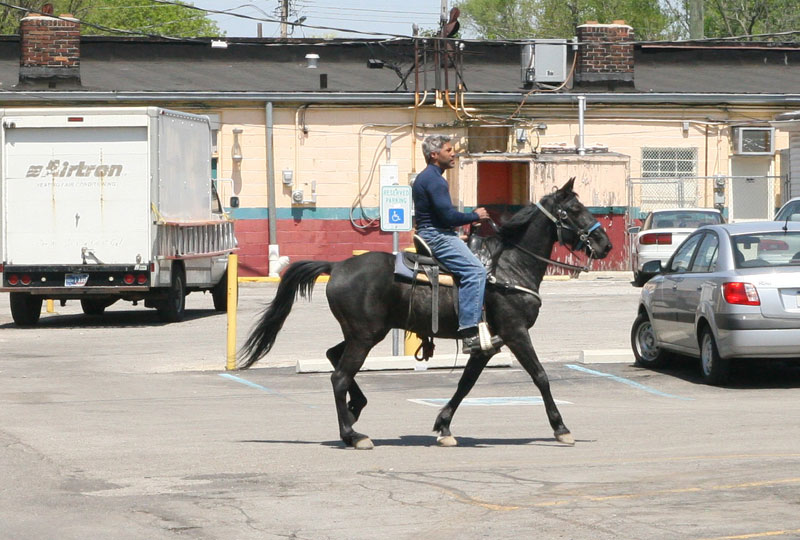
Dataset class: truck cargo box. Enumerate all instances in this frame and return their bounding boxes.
[0,107,236,325]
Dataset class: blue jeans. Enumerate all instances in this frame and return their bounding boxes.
[417,228,487,331]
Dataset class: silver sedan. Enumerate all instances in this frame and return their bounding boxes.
[631,221,800,384]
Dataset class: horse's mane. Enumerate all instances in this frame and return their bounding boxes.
[498,192,557,242]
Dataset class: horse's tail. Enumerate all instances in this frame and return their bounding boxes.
[238,260,333,369]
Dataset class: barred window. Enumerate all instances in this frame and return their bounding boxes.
[641,147,697,177]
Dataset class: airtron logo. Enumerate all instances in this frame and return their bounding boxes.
[26,159,123,178]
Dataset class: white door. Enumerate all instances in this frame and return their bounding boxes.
[729,156,773,221]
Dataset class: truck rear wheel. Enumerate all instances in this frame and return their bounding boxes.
[211,270,237,311]
[157,266,186,323]
[81,298,116,316]
[10,293,43,326]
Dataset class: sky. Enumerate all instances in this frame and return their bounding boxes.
[189,0,451,39]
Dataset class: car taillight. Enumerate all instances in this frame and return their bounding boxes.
[7,274,18,285]
[20,274,32,285]
[640,232,672,245]
[722,282,760,306]
[123,274,135,285]
[136,274,147,284]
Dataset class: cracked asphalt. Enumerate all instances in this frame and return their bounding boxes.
[2,277,800,539]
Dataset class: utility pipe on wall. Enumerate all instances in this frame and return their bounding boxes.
[265,101,281,276]
[577,95,586,155]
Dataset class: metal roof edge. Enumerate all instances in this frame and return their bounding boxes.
[0,91,799,106]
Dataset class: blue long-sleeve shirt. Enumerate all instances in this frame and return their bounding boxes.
[412,163,478,230]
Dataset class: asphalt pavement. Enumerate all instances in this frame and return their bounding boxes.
[3,274,800,539]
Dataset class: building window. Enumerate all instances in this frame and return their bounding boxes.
[641,147,697,177]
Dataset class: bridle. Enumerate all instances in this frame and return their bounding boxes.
[536,200,601,256]
[488,199,602,274]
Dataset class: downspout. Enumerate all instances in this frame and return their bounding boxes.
[265,101,282,277]
[577,95,586,155]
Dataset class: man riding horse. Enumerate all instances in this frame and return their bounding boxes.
[413,134,501,354]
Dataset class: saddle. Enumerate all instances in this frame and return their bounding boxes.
[393,232,495,286]
[394,231,498,337]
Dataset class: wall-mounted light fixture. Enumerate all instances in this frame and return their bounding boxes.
[232,128,243,162]
[282,169,293,185]
[305,53,319,68]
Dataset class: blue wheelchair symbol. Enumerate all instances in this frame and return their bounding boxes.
[389,208,405,223]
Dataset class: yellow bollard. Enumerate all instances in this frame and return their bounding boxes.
[404,330,422,356]
[225,254,239,371]
[46,299,54,313]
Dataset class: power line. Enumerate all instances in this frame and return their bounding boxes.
[0,0,797,47]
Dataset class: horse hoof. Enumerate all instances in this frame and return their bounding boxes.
[353,437,374,450]
[437,435,458,447]
[555,432,575,446]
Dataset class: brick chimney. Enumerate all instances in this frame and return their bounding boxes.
[575,21,634,87]
[18,13,81,87]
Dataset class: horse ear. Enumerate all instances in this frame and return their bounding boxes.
[556,177,575,199]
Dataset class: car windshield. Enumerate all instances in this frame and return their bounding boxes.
[732,232,800,268]
[775,201,800,222]
[649,211,721,229]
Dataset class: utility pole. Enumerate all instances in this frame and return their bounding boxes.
[689,0,704,39]
[280,0,289,38]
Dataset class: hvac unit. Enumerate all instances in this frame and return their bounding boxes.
[732,127,775,155]
[521,39,568,85]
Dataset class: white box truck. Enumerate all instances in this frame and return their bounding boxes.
[0,107,237,325]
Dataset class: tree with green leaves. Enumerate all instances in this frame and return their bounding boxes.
[456,0,675,40]
[455,0,538,40]
[703,0,800,39]
[0,0,222,37]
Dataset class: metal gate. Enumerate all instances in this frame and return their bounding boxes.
[627,175,781,225]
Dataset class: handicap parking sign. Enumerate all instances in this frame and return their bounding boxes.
[389,208,404,223]
[380,185,412,232]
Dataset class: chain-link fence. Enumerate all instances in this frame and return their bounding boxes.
[627,175,781,224]
[627,176,709,222]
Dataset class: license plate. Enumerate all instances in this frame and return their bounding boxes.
[65,273,89,287]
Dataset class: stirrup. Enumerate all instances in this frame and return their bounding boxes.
[461,323,503,354]
[478,322,504,351]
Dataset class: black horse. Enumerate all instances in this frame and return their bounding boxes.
[239,178,612,449]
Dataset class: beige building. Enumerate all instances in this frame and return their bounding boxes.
[1,15,799,274]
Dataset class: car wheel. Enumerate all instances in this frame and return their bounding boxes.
[631,312,668,368]
[699,327,730,385]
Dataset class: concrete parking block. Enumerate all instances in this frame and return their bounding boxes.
[579,348,635,364]
[296,352,514,373]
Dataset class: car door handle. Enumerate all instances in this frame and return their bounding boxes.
[672,284,678,290]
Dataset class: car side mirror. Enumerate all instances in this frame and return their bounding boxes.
[641,259,663,278]
[229,196,240,208]
[627,225,640,234]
